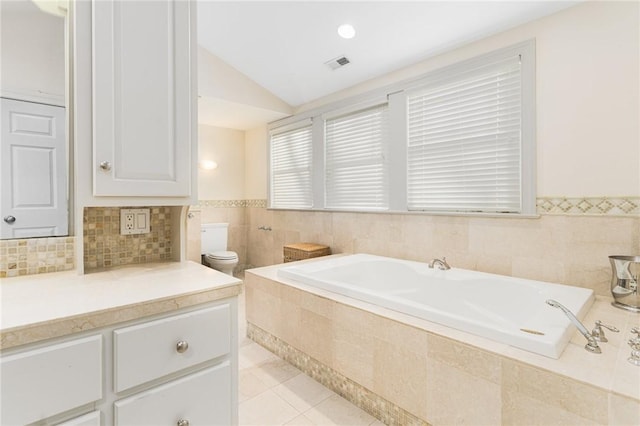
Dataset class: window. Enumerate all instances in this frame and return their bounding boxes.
[269,120,313,208]
[267,41,535,215]
[407,54,525,213]
[324,104,389,210]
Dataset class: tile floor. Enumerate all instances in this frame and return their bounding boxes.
[238,289,383,426]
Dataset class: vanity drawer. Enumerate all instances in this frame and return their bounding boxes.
[56,411,101,426]
[113,304,231,392]
[0,335,103,425]
[114,361,231,425]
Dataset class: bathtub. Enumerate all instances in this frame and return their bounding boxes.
[278,254,595,358]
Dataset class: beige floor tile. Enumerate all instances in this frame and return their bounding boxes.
[273,373,335,412]
[239,341,280,370]
[248,358,302,388]
[239,369,270,403]
[284,414,318,425]
[239,389,300,426]
[302,394,377,426]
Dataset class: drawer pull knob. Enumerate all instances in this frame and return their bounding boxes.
[177,420,190,426]
[176,340,189,353]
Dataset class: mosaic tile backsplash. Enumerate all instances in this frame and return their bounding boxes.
[0,236,75,278]
[83,207,172,270]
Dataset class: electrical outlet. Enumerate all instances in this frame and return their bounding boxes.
[120,208,150,235]
[123,213,135,230]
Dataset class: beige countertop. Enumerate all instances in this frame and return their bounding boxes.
[0,261,242,350]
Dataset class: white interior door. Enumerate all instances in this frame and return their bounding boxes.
[0,97,68,239]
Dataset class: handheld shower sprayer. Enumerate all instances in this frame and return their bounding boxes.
[546,299,601,354]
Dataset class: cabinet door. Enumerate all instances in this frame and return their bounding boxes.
[92,0,194,197]
[114,362,232,426]
[0,335,102,425]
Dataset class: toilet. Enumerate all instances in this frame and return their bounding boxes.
[200,223,238,275]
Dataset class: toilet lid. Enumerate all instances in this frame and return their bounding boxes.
[207,251,238,260]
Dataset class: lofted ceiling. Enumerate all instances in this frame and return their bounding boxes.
[197,0,580,114]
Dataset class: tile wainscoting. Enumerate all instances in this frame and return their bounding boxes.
[246,197,640,297]
[1,197,637,281]
[0,236,75,278]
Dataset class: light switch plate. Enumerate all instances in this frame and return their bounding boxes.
[120,208,150,235]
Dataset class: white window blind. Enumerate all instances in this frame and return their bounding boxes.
[325,104,389,210]
[270,121,313,208]
[407,55,523,213]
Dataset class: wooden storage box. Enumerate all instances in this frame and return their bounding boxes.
[283,243,331,263]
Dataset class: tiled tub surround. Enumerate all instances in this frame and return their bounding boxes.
[245,261,640,425]
[83,206,172,270]
[0,261,242,350]
[246,207,640,297]
[0,236,75,278]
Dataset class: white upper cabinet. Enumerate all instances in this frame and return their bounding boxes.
[92,0,195,197]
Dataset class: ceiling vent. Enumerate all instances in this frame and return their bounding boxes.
[325,55,351,70]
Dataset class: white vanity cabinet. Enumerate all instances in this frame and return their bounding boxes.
[0,299,238,425]
[89,0,197,199]
[0,335,103,425]
[110,300,237,425]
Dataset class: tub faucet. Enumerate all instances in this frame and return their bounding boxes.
[546,299,601,354]
[429,257,451,270]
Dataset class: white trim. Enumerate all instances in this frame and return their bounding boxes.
[268,117,312,135]
[0,89,65,107]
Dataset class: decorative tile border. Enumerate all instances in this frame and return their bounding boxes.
[0,236,75,278]
[247,322,430,426]
[245,199,267,208]
[199,198,638,216]
[536,197,639,216]
[196,199,267,208]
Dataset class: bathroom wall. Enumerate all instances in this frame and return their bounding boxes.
[296,1,639,198]
[0,1,65,100]
[242,1,640,296]
[198,124,246,201]
[187,1,639,286]
[245,125,269,200]
[189,124,253,271]
[246,209,639,296]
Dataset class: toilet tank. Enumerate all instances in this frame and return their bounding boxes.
[201,223,229,254]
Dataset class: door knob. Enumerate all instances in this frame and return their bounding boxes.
[99,161,111,171]
[3,215,16,224]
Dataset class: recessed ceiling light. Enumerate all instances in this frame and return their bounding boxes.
[337,24,355,39]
